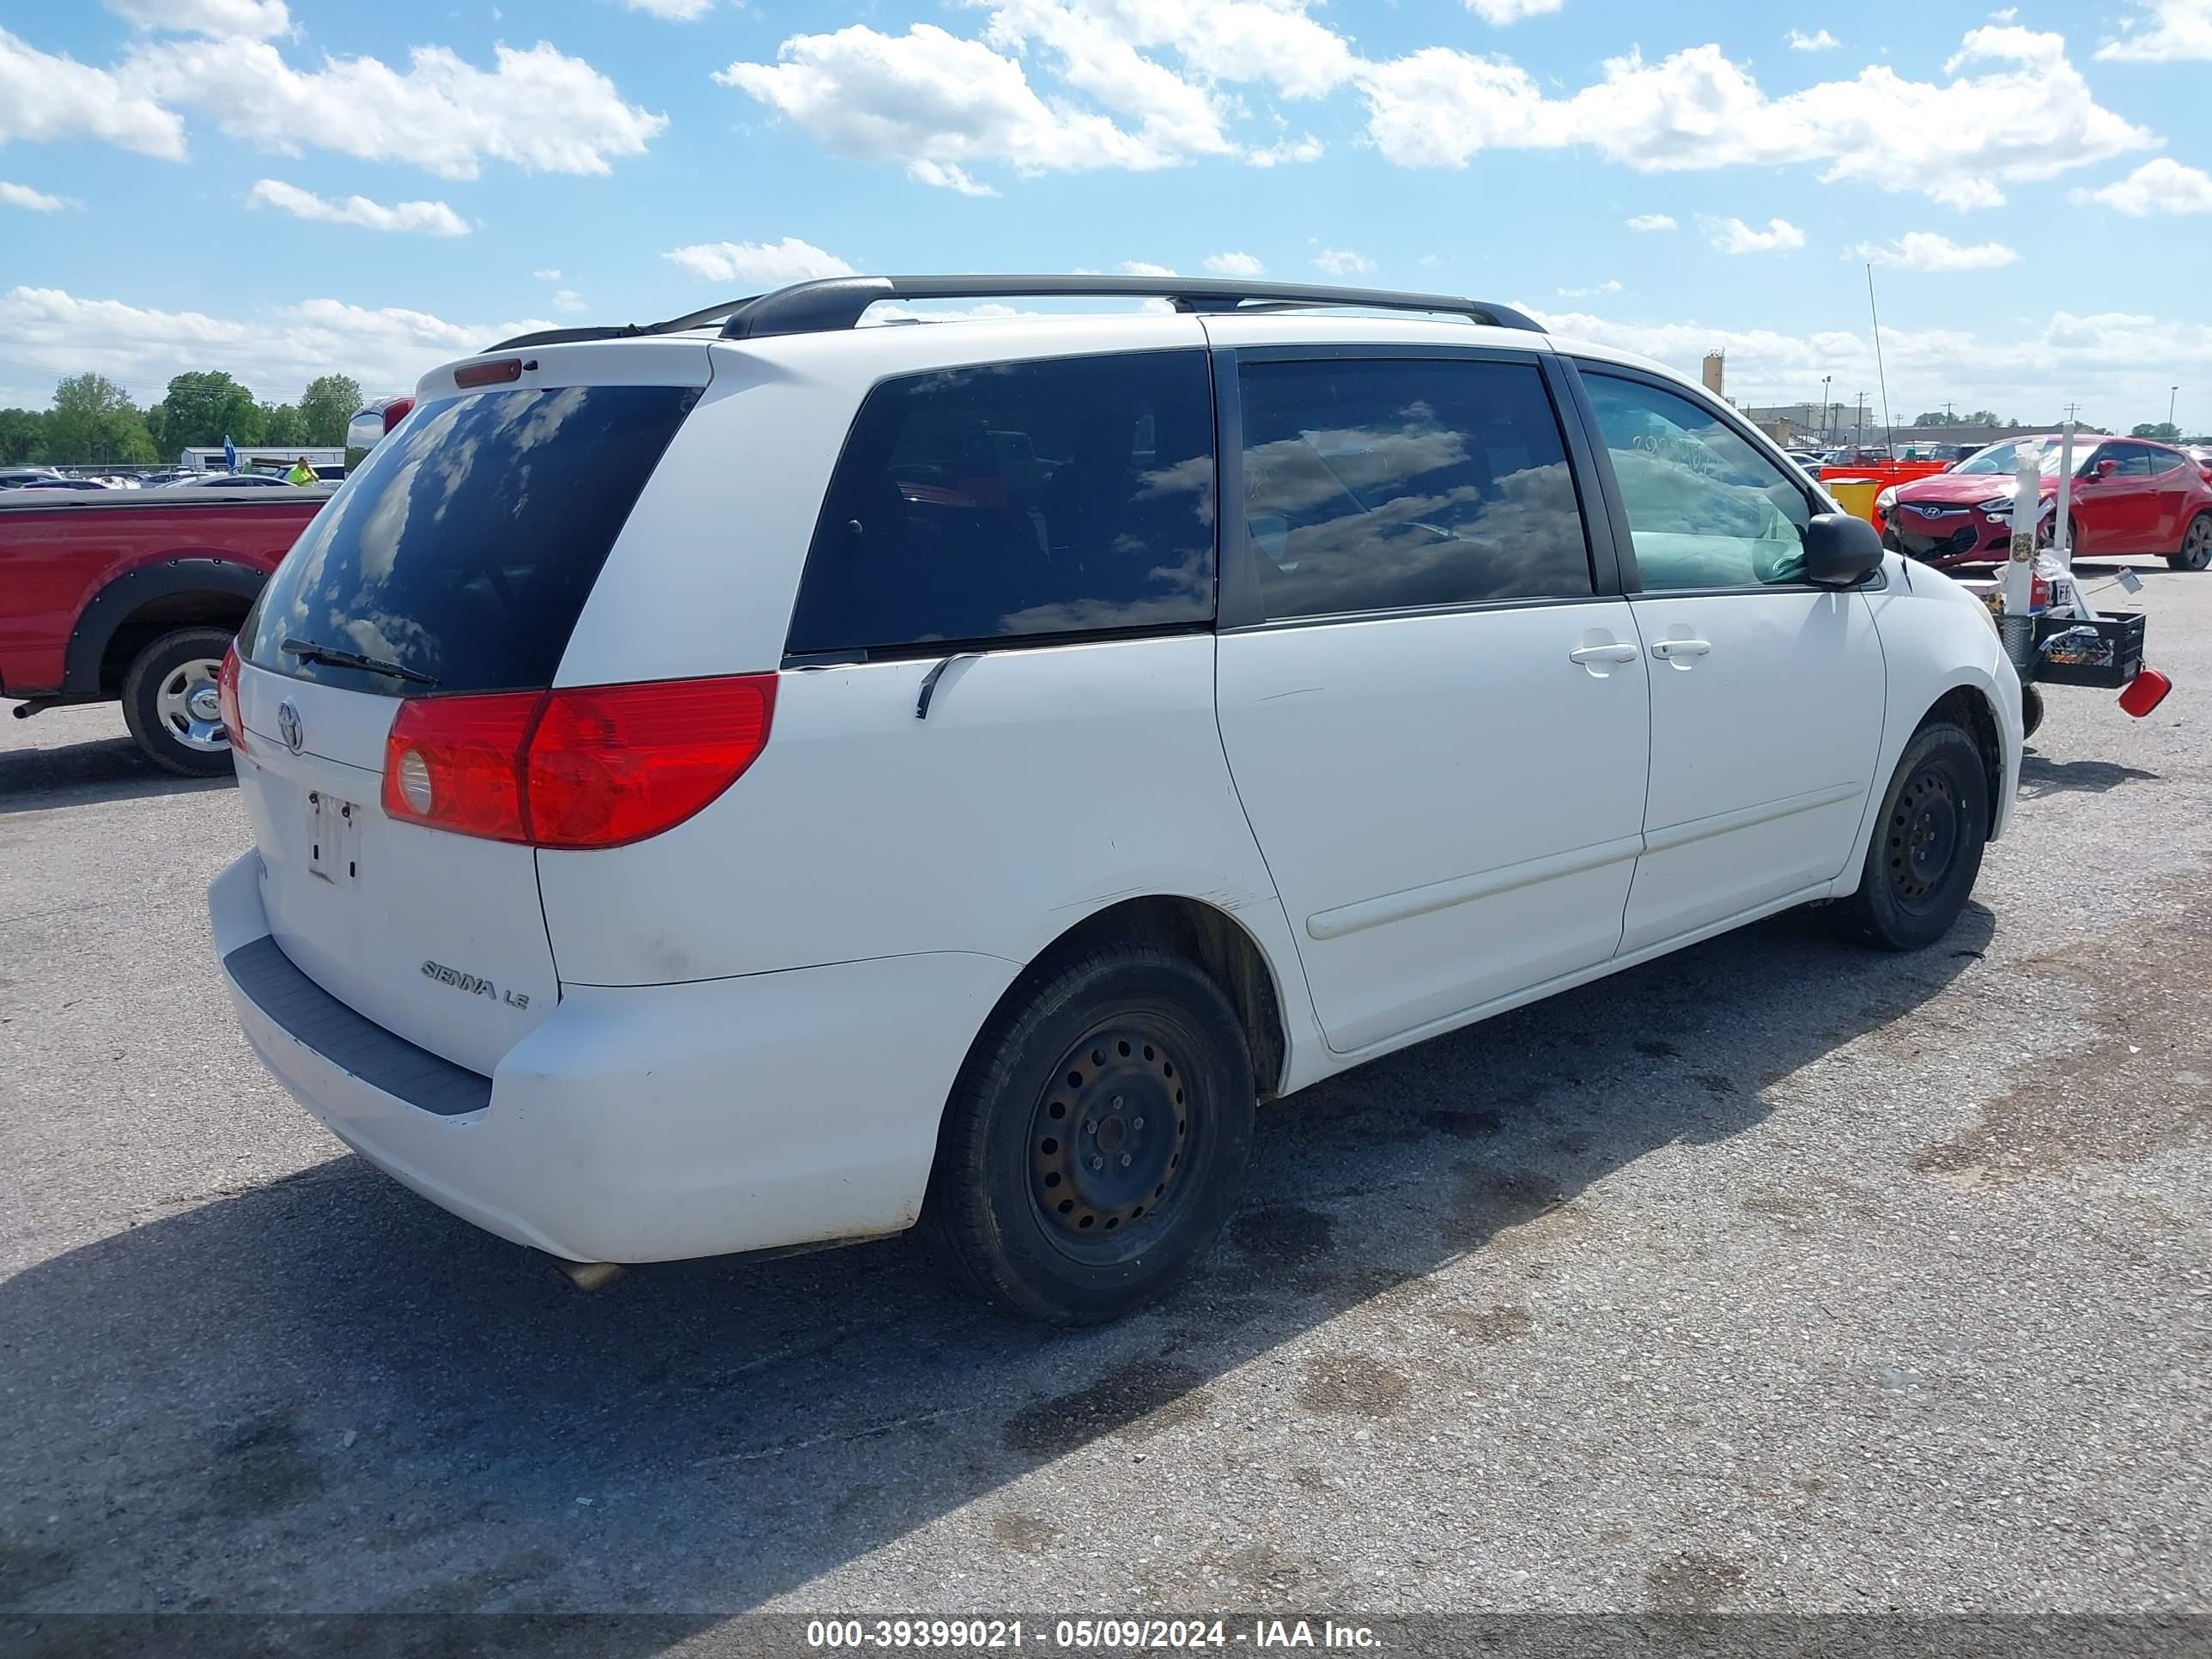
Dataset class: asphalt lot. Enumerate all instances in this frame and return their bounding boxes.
[2,562,2207,1634]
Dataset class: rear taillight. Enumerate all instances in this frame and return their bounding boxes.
[382,397,415,433]
[217,645,246,753]
[380,675,776,851]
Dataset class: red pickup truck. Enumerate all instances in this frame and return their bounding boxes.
[1,486,327,775]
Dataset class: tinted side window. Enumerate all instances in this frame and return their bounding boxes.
[2148,448,2188,476]
[2105,445,2154,478]
[1236,357,1591,621]
[1583,372,1813,592]
[786,351,1215,654]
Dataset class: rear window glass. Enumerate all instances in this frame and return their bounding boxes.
[243,384,698,695]
[785,350,1216,655]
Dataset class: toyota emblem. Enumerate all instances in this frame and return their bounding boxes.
[277,700,304,755]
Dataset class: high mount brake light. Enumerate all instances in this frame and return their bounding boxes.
[380,675,776,850]
[453,359,525,390]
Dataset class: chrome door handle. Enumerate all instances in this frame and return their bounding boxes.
[1650,638,1711,660]
[1569,642,1640,665]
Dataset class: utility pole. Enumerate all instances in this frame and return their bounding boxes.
[2170,386,2180,434]
[1821,374,1832,443]
[1857,391,1869,444]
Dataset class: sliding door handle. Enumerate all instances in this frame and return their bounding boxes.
[1569,642,1640,665]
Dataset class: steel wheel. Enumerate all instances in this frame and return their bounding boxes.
[1886,766,1962,915]
[154,657,230,755]
[1029,1024,1198,1262]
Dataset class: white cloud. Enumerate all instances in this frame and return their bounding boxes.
[104,0,290,37]
[1119,260,1177,275]
[716,13,2147,208]
[2071,157,2212,214]
[1313,246,1376,276]
[1625,213,1676,232]
[662,237,858,283]
[0,180,67,211]
[1204,251,1265,276]
[1464,0,1564,21]
[1356,25,2150,209]
[1849,231,2020,271]
[2097,0,2212,60]
[1558,279,1623,297]
[1786,28,1840,52]
[551,289,587,313]
[908,159,999,195]
[623,0,714,17]
[0,285,559,409]
[1528,301,2212,435]
[114,36,665,177]
[246,178,470,236]
[1703,216,1806,254]
[0,27,185,158]
[532,268,562,281]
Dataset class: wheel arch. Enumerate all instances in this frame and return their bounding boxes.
[64,556,268,699]
[969,896,1294,1103]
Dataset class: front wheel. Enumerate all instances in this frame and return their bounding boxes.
[119,625,238,777]
[1832,721,1990,952]
[926,946,1255,1324]
[2168,511,2212,572]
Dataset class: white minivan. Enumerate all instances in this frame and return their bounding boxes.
[211,276,2021,1323]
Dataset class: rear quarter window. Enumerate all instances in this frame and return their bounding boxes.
[245,384,699,695]
[785,349,1217,656]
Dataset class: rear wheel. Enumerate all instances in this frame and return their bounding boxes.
[1832,721,1990,952]
[2168,511,2212,572]
[119,626,237,777]
[926,946,1255,1324]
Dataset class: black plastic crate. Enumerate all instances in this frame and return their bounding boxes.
[2032,610,2145,689]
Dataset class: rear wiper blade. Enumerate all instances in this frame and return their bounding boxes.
[281,637,439,687]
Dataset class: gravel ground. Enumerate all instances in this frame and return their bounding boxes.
[1,561,2207,1638]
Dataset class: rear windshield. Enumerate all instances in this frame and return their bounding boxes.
[243,384,698,696]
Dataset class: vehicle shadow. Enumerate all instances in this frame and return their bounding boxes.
[0,731,232,813]
[0,902,1993,1632]
[2016,754,2160,799]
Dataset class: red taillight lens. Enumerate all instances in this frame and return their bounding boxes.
[380,675,775,850]
[217,645,246,753]
[382,396,415,433]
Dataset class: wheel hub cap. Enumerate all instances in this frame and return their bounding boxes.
[155,657,231,754]
[1032,1028,1189,1242]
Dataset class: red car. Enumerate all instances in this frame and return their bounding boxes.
[1,485,326,774]
[1879,434,2212,572]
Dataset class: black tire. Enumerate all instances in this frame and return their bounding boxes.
[2168,511,2212,572]
[119,625,238,777]
[1832,721,1990,952]
[2019,683,2045,743]
[925,945,1255,1325]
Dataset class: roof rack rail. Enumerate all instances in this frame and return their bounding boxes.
[485,276,1543,355]
[715,276,1543,340]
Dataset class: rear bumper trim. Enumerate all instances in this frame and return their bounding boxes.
[222,935,491,1117]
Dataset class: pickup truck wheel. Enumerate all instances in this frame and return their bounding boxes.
[120,626,238,777]
[1832,721,1990,952]
[926,946,1255,1325]
[2168,512,2212,571]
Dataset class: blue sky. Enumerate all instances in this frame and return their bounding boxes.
[4,0,2212,432]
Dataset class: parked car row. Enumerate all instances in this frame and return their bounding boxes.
[1879,434,2212,571]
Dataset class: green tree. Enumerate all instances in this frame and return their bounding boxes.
[260,403,306,447]
[2132,421,2182,441]
[44,374,155,462]
[0,408,45,462]
[153,370,260,451]
[295,374,362,446]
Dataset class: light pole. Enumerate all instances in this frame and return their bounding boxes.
[2170,386,2180,436]
[1821,374,1832,444]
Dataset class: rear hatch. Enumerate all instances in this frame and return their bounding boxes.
[231,353,708,1074]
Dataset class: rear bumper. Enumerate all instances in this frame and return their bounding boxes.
[210,851,1017,1263]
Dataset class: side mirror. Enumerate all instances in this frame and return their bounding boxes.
[1802,512,1884,586]
[2095,458,2118,479]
